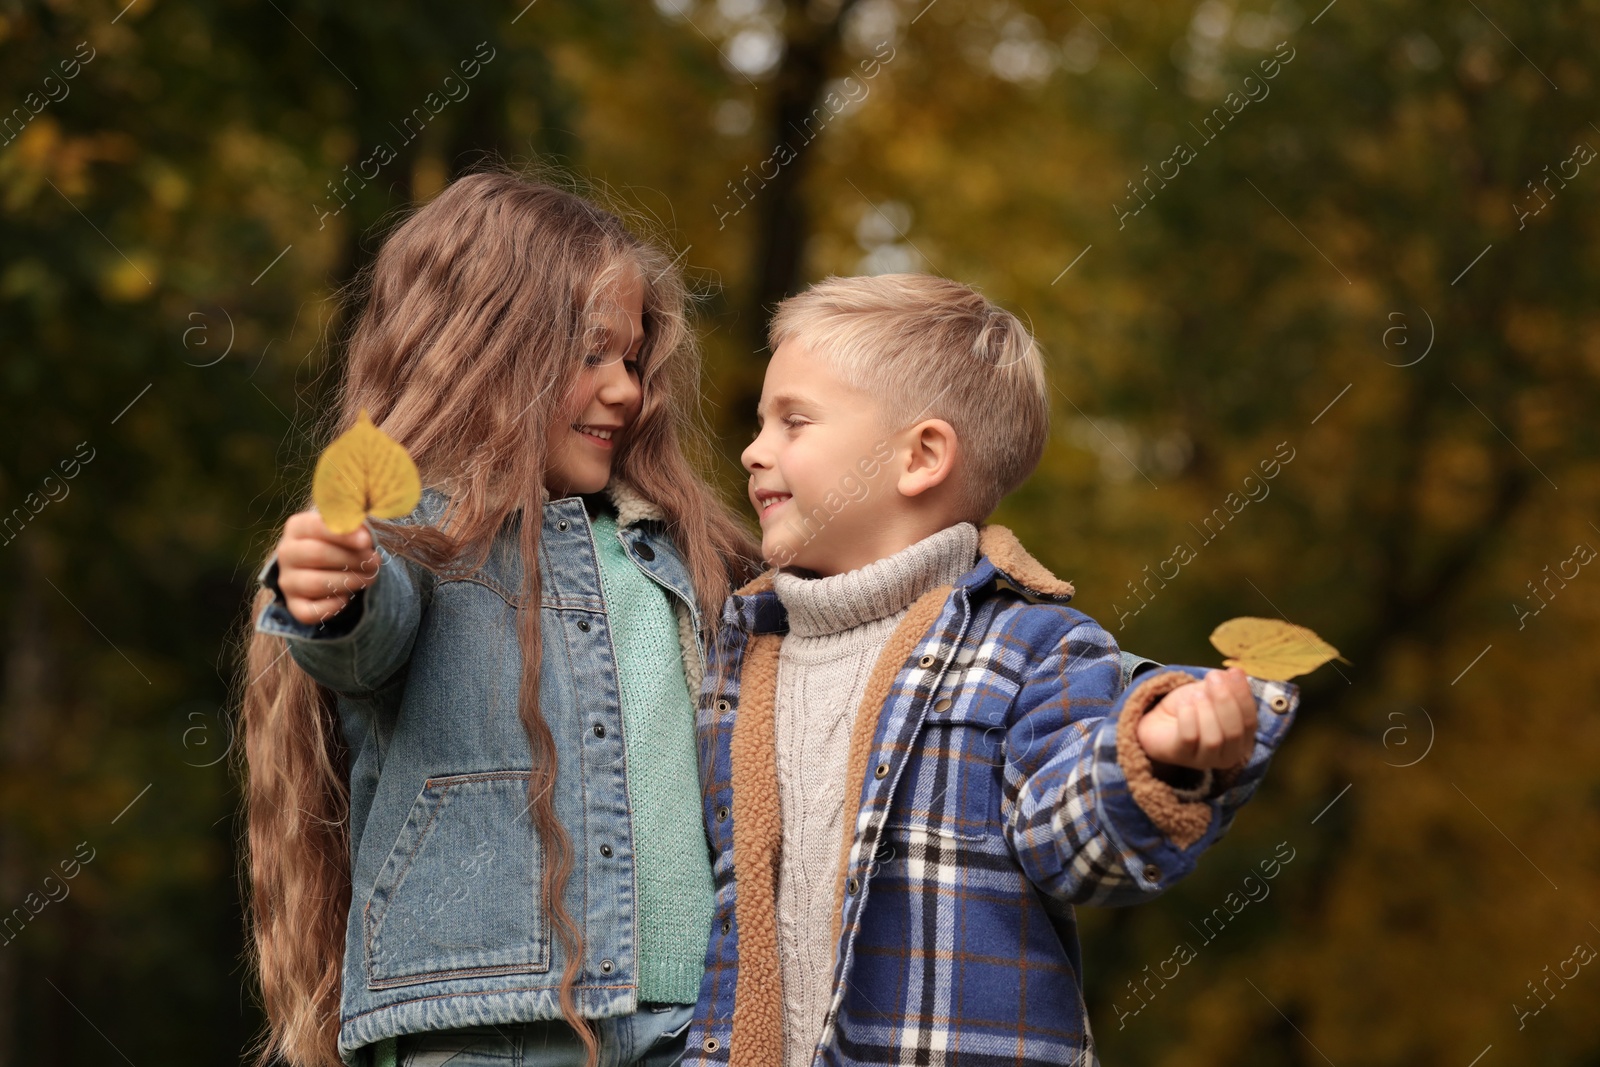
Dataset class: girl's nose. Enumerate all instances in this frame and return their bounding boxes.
[595,356,641,409]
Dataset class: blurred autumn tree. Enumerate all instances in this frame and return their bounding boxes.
[1,0,1596,1064]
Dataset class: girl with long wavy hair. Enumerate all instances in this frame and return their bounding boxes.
[237,170,759,1067]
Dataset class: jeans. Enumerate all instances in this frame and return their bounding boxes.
[390,1003,694,1067]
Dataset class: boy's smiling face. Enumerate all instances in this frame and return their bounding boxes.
[742,339,924,576]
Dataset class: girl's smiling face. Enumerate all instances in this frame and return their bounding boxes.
[543,265,646,499]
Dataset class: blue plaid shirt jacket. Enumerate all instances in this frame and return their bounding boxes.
[683,526,1300,1067]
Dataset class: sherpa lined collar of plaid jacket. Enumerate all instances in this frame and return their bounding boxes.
[682,525,1299,1067]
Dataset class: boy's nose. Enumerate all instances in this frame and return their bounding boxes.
[741,433,769,472]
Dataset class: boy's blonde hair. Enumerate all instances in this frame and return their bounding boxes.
[769,273,1049,522]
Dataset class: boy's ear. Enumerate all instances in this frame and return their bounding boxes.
[896,418,959,499]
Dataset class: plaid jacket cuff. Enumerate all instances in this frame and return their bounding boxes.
[1094,666,1299,890]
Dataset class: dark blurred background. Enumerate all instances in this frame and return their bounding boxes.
[1,0,1597,1063]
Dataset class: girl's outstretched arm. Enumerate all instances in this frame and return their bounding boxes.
[255,510,424,695]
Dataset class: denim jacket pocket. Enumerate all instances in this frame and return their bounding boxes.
[363,771,550,989]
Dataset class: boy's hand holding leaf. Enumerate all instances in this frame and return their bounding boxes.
[1135,617,1341,772]
[1136,667,1259,771]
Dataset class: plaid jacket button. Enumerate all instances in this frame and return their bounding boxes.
[847,877,860,894]
[933,698,952,713]
[704,1039,720,1053]
[918,654,937,668]
[1269,693,1290,712]
[1143,864,1161,882]
[874,762,889,779]
[715,699,732,713]
[722,919,731,935]
[717,806,730,821]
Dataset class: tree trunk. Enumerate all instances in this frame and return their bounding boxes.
[733,0,862,424]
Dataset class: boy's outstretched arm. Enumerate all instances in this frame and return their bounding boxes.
[999,612,1298,908]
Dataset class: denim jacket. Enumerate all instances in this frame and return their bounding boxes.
[254,483,707,1063]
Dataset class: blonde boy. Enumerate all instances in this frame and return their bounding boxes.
[684,275,1299,1067]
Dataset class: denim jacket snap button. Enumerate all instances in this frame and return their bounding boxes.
[635,541,656,562]
[593,723,606,738]
[599,959,614,974]
[577,619,591,632]
[599,844,612,857]
[557,519,569,531]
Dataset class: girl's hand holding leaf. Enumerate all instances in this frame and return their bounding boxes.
[274,511,381,625]
[274,408,420,625]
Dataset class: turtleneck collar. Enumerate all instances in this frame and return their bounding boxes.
[773,523,979,638]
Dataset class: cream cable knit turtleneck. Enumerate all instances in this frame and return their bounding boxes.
[771,522,979,1067]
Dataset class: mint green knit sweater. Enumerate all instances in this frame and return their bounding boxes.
[590,510,716,1004]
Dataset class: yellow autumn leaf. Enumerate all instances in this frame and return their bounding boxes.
[311,409,421,534]
[1208,616,1347,681]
